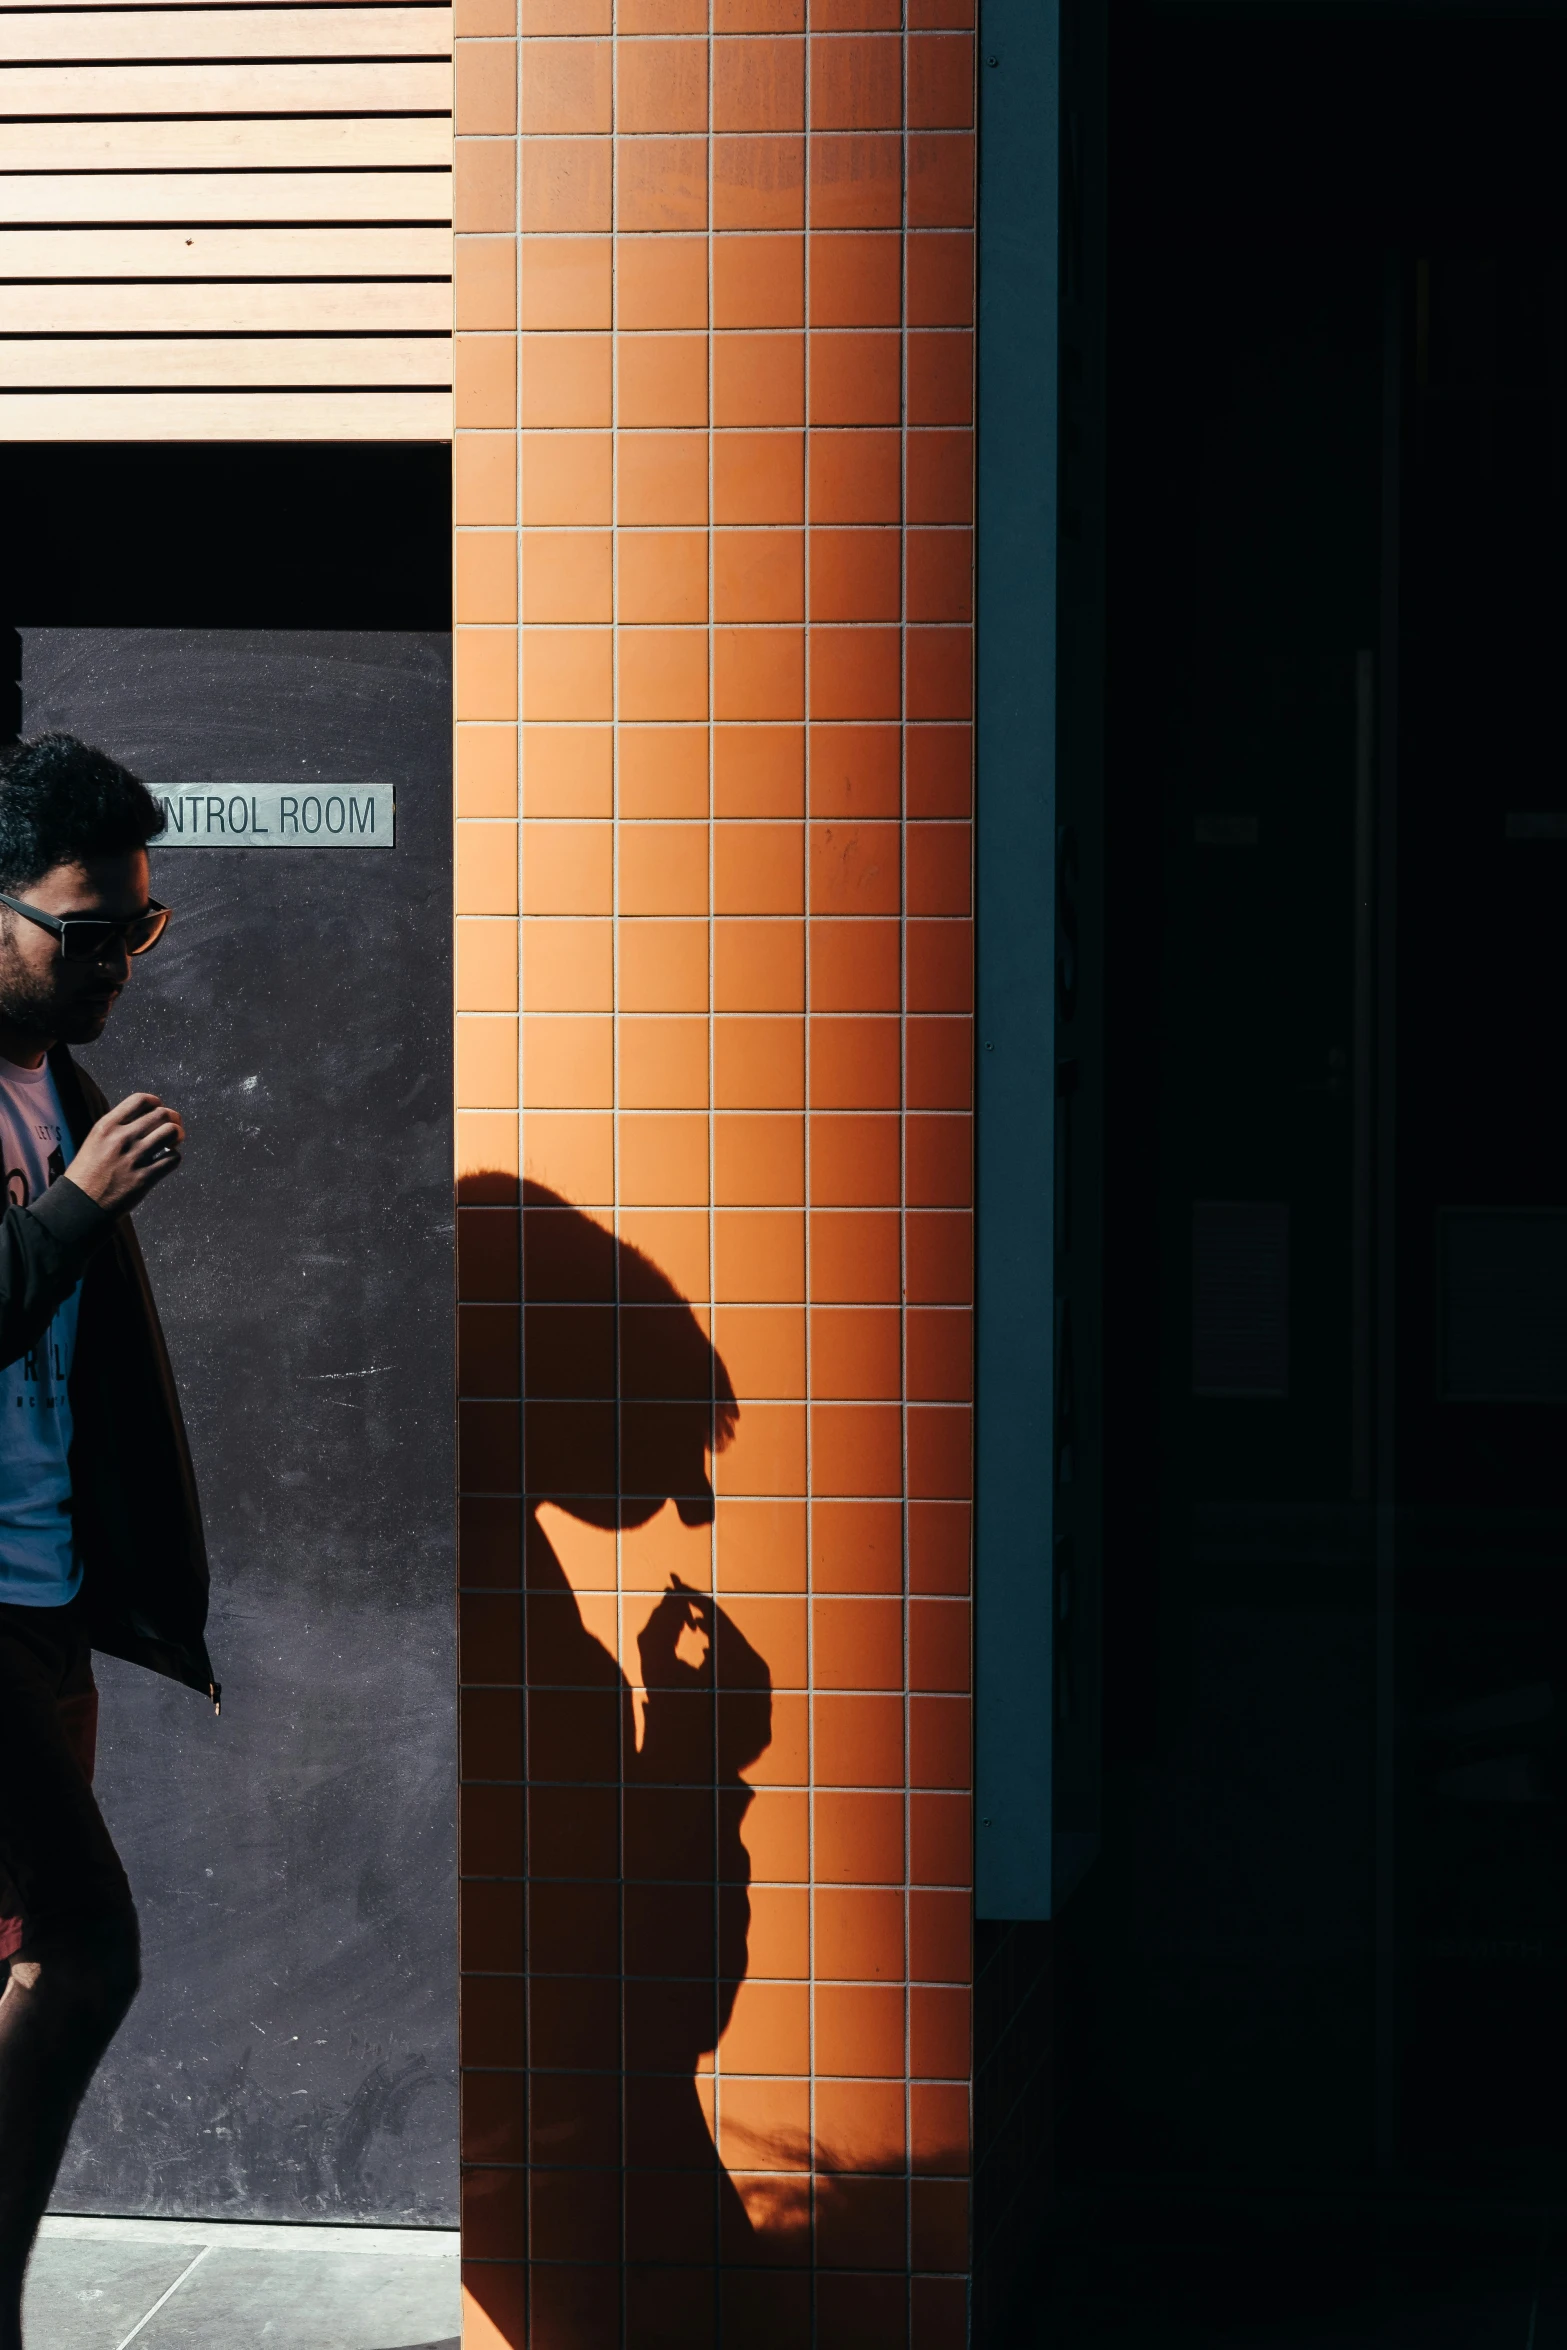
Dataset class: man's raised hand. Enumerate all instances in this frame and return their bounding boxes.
[65,1093,185,1215]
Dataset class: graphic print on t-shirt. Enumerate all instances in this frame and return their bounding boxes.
[6,1141,64,1211]
[0,1063,81,1606]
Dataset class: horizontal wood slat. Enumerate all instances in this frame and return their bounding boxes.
[0,278,448,326]
[0,171,451,222]
[0,387,450,434]
[0,11,453,63]
[0,225,449,273]
[0,116,449,167]
[0,335,450,384]
[0,1,452,439]
[0,60,449,112]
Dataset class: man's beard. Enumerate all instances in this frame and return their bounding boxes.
[0,955,102,1045]
[51,995,113,1043]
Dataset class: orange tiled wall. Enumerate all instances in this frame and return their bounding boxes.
[452,0,973,2338]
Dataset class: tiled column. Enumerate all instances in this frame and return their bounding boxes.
[454,0,974,2342]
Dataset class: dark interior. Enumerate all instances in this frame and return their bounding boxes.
[1055,6,1567,2337]
[0,443,451,632]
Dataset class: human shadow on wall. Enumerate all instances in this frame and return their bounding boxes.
[463,1176,971,2347]
[500,1181,775,2296]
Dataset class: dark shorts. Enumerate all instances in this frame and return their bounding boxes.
[0,1595,135,1965]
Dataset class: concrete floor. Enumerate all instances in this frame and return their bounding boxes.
[24,2216,459,2350]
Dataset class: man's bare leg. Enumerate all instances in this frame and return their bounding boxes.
[0,1927,138,2350]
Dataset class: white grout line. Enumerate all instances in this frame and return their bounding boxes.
[41,2215,459,2259]
[112,2243,212,2350]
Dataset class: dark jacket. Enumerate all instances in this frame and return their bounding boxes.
[0,1045,216,1704]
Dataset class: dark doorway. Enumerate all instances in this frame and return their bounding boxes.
[1,447,456,2223]
[1053,5,1567,2336]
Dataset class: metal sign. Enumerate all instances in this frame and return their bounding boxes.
[151,785,395,847]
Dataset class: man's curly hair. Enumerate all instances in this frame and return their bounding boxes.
[0,733,165,893]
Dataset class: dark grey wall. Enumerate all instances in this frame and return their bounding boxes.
[23,629,456,2225]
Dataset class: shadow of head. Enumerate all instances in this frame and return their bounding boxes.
[514,1178,738,1535]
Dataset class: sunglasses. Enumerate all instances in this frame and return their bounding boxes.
[0,891,171,962]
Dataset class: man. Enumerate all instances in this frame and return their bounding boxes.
[0,734,213,2350]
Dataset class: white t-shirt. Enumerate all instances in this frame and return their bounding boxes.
[0,1059,80,1606]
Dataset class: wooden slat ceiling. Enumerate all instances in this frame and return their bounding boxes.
[0,1,452,438]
